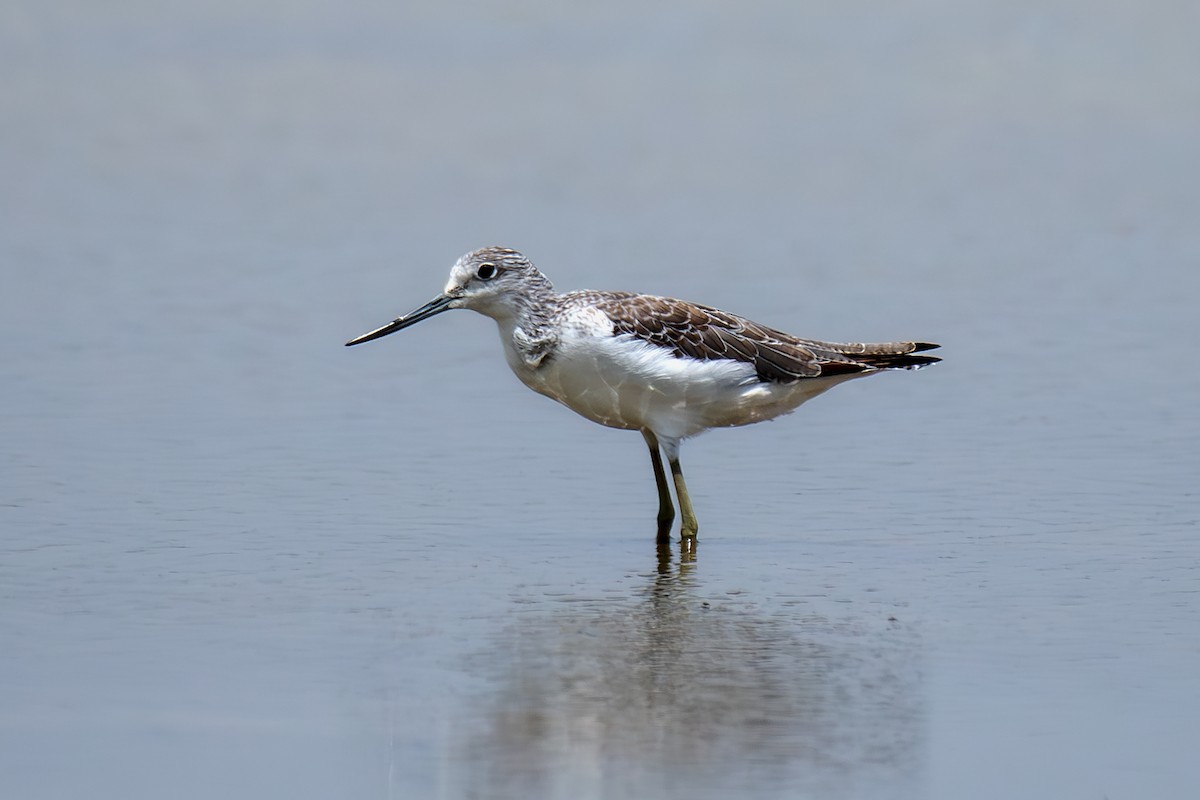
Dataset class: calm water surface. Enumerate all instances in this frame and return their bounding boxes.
[2,2,1198,798]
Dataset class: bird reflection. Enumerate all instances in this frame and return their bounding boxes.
[446,540,921,800]
[655,537,695,581]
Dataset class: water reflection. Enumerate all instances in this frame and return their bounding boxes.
[446,541,923,800]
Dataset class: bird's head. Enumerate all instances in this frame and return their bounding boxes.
[345,246,552,346]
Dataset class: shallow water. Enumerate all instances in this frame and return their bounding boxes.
[3,1,1198,798]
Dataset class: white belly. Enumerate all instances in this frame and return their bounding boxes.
[504,328,855,440]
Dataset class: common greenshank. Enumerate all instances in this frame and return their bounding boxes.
[346,246,940,541]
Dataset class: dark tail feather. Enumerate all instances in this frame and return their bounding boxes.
[865,341,941,369]
[818,341,941,375]
[861,352,942,370]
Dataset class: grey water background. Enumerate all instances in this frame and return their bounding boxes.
[2,1,1198,798]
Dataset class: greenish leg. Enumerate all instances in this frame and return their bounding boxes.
[642,430,675,539]
[668,455,699,539]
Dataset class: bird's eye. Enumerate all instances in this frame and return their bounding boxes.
[476,263,498,281]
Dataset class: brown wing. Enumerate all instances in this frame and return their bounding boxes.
[586,292,940,384]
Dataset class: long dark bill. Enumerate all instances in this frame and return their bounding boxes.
[344,294,455,346]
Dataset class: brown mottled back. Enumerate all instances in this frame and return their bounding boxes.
[578,291,940,384]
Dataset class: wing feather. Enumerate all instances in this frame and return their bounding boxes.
[579,292,940,384]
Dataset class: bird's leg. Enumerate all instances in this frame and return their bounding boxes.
[669,458,699,538]
[642,430,675,541]
[660,438,698,539]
